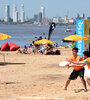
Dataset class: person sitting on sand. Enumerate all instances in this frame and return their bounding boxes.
[27,44,35,54]
[45,44,55,55]
[39,44,47,54]
[64,47,87,92]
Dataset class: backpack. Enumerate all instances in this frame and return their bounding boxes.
[55,50,61,55]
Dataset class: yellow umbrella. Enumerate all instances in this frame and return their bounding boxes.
[64,34,87,41]
[0,33,11,40]
[34,39,54,44]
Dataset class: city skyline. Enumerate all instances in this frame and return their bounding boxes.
[0,0,90,19]
[4,4,45,23]
[3,3,87,25]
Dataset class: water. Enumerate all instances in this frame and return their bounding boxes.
[0,24,76,48]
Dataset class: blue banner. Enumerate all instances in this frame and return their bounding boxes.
[76,20,84,57]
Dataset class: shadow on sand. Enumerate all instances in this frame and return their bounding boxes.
[0,82,21,84]
[0,62,25,66]
[74,89,89,93]
[5,82,21,84]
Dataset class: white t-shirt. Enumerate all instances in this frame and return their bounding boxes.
[84,65,90,78]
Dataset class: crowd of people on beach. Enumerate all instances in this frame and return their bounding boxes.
[17,36,61,55]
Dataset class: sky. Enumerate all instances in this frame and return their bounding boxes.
[0,0,90,19]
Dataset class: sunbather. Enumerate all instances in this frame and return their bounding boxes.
[17,45,27,54]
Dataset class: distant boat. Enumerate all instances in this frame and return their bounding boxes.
[65,28,72,32]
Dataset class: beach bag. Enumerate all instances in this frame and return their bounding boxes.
[55,50,61,55]
[10,42,20,51]
[1,42,9,51]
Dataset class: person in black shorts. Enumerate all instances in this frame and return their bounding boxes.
[64,47,87,92]
[69,68,84,80]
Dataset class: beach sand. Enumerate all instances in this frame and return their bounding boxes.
[0,48,90,100]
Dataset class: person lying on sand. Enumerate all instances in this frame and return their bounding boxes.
[17,45,27,54]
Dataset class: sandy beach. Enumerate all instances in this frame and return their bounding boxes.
[0,48,90,100]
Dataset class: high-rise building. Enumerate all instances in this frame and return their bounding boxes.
[76,13,85,19]
[82,13,85,19]
[5,5,10,22]
[15,11,18,22]
[40,7,45,18]
[34,14,38,22]
[20,4,25,23]
[25,16,29,22]
[87,17,90,21]
[13,4,18,22]
[38,12,42,24]
[41,7,46,25]
[64,16,68,24]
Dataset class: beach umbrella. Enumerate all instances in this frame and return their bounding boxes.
[0,33,11,40]
[64,34,87,41]
[34,39,54,44]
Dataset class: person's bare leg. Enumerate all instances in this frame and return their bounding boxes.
[64,79,71,90]
[86,78,90,86]
[0,81,5,84]
[80,78,87,91]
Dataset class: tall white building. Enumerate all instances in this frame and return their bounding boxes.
[64,16,68,24]
[20,4,25,23]
[40,7,45,18]
[15,11,18,22]
[5,5,10,22]
[13,4,18,22]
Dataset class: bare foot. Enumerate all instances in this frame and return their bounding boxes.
[64,88,67,90]
[84,89,88,92]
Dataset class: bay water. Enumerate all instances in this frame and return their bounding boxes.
[0,24,76,48]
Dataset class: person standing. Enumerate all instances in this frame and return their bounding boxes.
[79,51,90,86]
[68,51,90,86]
[64,47,87,91]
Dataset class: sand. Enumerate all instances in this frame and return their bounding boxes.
[0,48,90,100]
